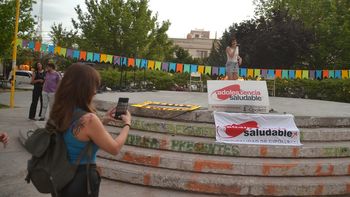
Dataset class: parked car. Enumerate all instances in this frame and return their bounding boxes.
[8,70,32,85]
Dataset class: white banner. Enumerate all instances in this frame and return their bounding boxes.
[207,80,270,113]
[214,112,302,146]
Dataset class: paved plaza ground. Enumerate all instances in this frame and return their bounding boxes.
[1,89,350,196]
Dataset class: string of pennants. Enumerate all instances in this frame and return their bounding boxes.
[16,39,350,79]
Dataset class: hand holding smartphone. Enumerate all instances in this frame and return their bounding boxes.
[114,97,129,120]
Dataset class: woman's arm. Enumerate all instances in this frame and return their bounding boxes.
[82,109,131,155]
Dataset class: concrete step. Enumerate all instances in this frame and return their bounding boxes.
[98,145,350,177]
[94,100,350,127]
[103,115,350,142]
[107,126,350,158]
[98,158,350,196]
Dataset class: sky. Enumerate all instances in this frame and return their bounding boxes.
[32,0,256,42]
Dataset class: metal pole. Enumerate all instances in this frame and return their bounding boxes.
[10,0,20,108]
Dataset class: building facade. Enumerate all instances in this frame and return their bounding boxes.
[170,29,217,59]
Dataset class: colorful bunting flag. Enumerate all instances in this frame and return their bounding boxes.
[323,70,329,79]
[240,68,247,77]
[114,56,120,65]
[342,70,349,79]
[289,70,295,79]
[176,63,183,73]
[212,67,219,76]
[106,55,113,63]
[135,59,141,68]
[247,69,253,77]
[335,70,341,79]
[267,69,275,79]
[309,70,315,79]
[60,48,67,57]
[40,44,47,52]
[54,46,61,55]
[28,41,35,49]
[16,38,22,47]
[73,50,80,59]
[282,70,288,79]
[190,64,198,73]
[34,41,41,52]
[80,51,87,60]
[48,45,54,53]
[254,69,261,78]
[198,65,205,74]
[155,61,161,70]
[328,70,335,78]
[316,70,322,79]
[295,70,302,79]
[275,69,282,78]
[93,53,100,62]
[148,60,155,70]
[169,62,176,72]
[127,58,134,67]
[100,54,107,63]
[162,62,168,71]
[66,49,73,58]
[141,59,147,68]
[219,67,226,76]
[87,52,93,61]
[302,70,309,79]
[121,57,127,66]
[183,64,190,73]
[22,40,29,48]
[261,69,267,78]
[205,66,211,75]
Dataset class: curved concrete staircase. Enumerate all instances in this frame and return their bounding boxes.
[94,101,350,196]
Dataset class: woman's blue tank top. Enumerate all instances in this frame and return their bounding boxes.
[63,115,99,164]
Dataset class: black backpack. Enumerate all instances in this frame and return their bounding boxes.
[25,110,92,196]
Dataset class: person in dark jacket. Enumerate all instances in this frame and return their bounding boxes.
[29,62,45,120]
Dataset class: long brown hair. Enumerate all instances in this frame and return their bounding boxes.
[50,63,100,132]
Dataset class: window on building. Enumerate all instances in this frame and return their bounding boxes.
[194,34,200,38]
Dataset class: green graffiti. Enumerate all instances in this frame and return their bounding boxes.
[170,140,239,156]
[324,147,350,157]
[126,134,160,149]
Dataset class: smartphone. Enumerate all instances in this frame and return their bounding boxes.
[114,97,129,119]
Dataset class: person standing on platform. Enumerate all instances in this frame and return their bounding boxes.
[226,37,242,80]
[39,63,60,121]
[28,62,45,120]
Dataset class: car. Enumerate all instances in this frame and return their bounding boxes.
[8,70,33,85]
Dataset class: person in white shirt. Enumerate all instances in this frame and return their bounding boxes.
[226,37,242,80]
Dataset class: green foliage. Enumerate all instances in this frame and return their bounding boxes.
[69,0,173,61]
[254,0,350,67]
[167,45,204,64]
[275,78,350,103]
[99,68,211,90]
[0,0,36,59]
[49,23,78,48]
[207,8,313,68]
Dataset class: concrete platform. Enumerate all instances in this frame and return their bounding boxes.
[95,90,350,117]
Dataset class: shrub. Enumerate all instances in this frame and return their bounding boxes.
[275,78,350,103]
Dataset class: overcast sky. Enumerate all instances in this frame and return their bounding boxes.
[32,0,255,42]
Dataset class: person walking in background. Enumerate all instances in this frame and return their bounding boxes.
[226,37,242,80]
[49,63,131,196]
[28,62,45,120]
[39,63,60,121]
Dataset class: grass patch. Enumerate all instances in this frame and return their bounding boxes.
[0,104,9,109]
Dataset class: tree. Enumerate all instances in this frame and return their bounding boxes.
[70,0,173,61]
[207,8,313,68]
[0,0,36,59]
[50,23,78,48]
[254,0,350,67]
